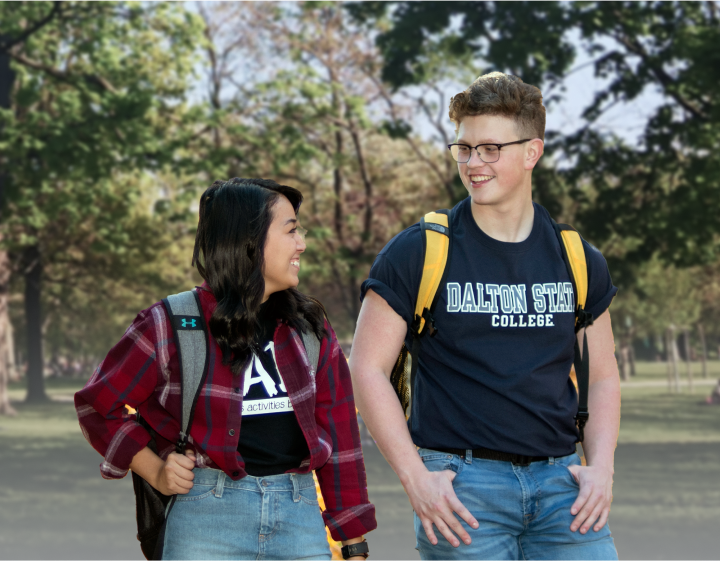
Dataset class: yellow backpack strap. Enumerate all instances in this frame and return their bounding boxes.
[559,229,588,322]
[401,208,453,421]
[552,220,593,443]
[413,210,451,336]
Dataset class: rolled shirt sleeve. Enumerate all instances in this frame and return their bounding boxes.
[74,306,162,479]
[360,224,423,328]
[313,321,377,541]
[582,239,618,320]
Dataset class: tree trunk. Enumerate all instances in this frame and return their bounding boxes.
[667,326,680,393]
[683,328,693,393]
[0,33,14,207]
[628,343,636,377]
[665,329,673,392]
[23,245,48,403]
[0,246,16,416]
[655,333,663,362]
[0,45,16,414]
[619,341,630,382]
[697,323,708,379]
[6,312,17,381]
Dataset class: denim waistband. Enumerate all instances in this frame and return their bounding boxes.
[191,467,316,493]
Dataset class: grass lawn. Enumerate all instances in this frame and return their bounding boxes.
[618,386,720,443]
[627,359,720,383]
[4,364,720,446]
[2,369,720,559]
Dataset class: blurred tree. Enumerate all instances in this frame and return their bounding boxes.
[347,1,574,94]
[611,257,702,389]
[191,2,445,333]
[0,26,16,414]
[348,1,720,286]
[6,172,197,376]
[0,1,203,402]
[695,260,720,375]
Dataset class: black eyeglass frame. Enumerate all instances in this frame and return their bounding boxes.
[447,139,533,163]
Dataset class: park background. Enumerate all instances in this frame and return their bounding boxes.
[0,1,719,559]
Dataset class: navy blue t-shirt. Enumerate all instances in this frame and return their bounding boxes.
[360,198,617,457]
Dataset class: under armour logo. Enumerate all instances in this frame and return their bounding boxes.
[175,316,201,330]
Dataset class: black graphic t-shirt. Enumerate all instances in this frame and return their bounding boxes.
[361,198,618,457]
[237,313,309,476]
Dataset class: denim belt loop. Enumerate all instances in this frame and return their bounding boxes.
[548,456,555,466]
[215,470,226,498]
[465,449,473,464]
[291,473,300,503]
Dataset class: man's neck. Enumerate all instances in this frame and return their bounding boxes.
[470,194,535,243]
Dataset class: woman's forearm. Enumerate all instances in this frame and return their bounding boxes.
[129,446,196,496]
[128,446,164,489]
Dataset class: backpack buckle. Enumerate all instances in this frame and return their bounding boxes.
[411,310,437,339]
[422,309,438,337]
[574,410,589,442]
[176,432,188,454]
[576,307,594,331]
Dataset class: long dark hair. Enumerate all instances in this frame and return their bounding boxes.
[192,177,327,374]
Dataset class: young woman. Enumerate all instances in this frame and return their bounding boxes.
[76,178,375,560]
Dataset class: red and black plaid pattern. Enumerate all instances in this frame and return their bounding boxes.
[75,285,376,541]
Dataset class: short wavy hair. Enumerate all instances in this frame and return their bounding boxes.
[448,72,545,141]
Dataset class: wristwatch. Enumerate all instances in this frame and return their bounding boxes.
[341,540,369,560]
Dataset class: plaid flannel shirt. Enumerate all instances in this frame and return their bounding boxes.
[75,285,376,541]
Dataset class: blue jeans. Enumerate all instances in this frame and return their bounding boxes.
[163,468,331,560]
[414,449,617,560]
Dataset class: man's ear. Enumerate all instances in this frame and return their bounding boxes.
[524,138,545,170]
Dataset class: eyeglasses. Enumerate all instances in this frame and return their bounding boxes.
[295,226,307,242]
[447,139,532,164]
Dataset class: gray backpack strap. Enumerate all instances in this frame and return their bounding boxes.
[161,289,208,451]
[299,323,321,377]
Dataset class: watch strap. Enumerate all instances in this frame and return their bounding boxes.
[341,540,369,559]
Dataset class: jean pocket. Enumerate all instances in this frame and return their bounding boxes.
[562,466,580,488]
[556,454,581,488]
[299,486,320,506]
[174,484,216,502]
[419,450,457,473]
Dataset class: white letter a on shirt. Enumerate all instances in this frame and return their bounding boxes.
[243,354,278,397]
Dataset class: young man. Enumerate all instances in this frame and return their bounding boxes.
[349,73,620,560]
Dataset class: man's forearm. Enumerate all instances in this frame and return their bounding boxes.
[351,366,425,485]
[582,376,621,471]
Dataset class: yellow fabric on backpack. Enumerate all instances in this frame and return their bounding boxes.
[560,229,588,321]
[414,212,449,334]
[560,228,589,463]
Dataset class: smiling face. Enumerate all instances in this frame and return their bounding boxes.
[456,114,543,209]
[262,195,306,302]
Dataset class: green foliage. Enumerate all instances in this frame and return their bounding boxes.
[348,1,575,95]
[192,2,446,334]
[1,2,203,192]
[2,1,718,364]
[0,2,205,373]
[611,257,702,343]
[565,2,720,274]
[350,1,720,289]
